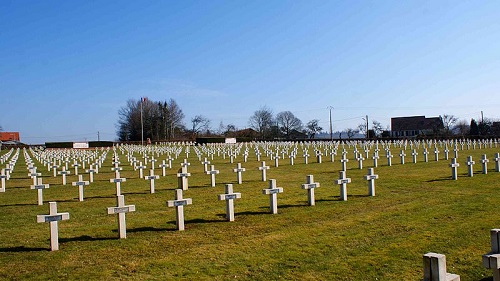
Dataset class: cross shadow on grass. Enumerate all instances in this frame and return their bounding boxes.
[0,203,39,207]
[425,177,453,182]
[0,246,48,252]
[59,235,115,243]
[127,226,172,233]
[235,210,269,216]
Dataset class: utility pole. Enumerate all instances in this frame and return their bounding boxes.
[141,97,145,146]
[366,115,369,139]
[481,111,484,123]
[328,106,334,141]
[97,131,100,141]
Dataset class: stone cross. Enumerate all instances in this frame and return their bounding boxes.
[110,172,127,196]
[36,202,70,251]
[233,163,246,184]
[73,160,80,175]
[177,166,191,190]
[357,156,364,169]
[423,148,429,163]
[386,151,393,166]
[85,164,96,183]
[28,167,41,186]
[495,153,500,173]
[364,168,378,196]
[482,229,500,281]
[72,175,90,202]
[433,147,440,162]
[145,169,159,193]
[301,175,320,206]
[481,154,489,174]
[201,158,210,173]
[0,169,7,192]
[136,162,146,179]
[466,156,475,177]
[31,177,49,205]
[340,155,349,171]
[107,195,135,239]
[449,158,460,180]
[423,252,460,281]
[205,165,219,187]
[158,160,169,177]
[399,150,406,165]
[111,162,122,174]
[218,184,241,221]
[372,153,379,168]
[258,161,270,181]
[411,149,418,164]
[289,154,295,165]
[149,157,157,170]
[303,151,310,164]
[52,162,58,177]
[167,189,192,231]
[443,147,450,160]
[335,171,351,201]
[262,179,283,214]
[316,151,322,164]
[58,166,70,185]
[274,154,280,167]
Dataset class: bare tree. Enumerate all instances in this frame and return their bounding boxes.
[452,119,469,137]
[440,114,458,135]
[191,115,210,135]
[306,119,322,139]
[249,106,274,139]
[346,128,359,139]
[372,120,383,137]
[276,111,302,138]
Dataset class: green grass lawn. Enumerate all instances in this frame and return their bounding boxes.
[1,142,499,280]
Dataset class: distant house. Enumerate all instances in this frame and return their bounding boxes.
[391,116,443,137]
[0,132,20,142]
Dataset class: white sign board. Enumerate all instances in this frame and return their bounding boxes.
[73,142,89,149]
[225,138,237,144]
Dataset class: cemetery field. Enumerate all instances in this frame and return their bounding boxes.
[1,144,500,280]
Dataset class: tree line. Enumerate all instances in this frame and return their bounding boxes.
[116,98,499,142]
[116,99,323,142]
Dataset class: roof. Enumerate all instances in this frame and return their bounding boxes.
[391,116,443,131]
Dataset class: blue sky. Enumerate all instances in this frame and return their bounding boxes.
[1,1,499,143]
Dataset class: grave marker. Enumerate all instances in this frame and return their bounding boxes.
[144,169,159,193]
[233,163,246,184]
[258,161,270,182]
[72,175,90,202]
[158,160,168,177]
[301,175,320,206]
[31,178,49,205]
[0,169,6,192]
[217,184,241,221]
[449,158,460,180]
[482,229,500,281]
[466,156,475,177]
[107,195,135,239]
[167,189,192,231]
[481,154,489,174]
[423,252,460,281]
[335,171,351,201]
[36,202,70,251]
[364,168,378,196]
[205,165,219,187]
[262,179,283,214]
[177,166,191,190]
[110,172,126,196]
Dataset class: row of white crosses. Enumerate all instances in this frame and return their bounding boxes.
[449,153,500,179]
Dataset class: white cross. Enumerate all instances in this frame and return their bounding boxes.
[372,153,379,168]
[399,150,406,165]
[144,169,159,193]
[136,162,146,179]
[158,160,169,177]
[386,152,393,166]
[303,151,310,164]
[181,159,191,168]
[72,160,80,175]
[177,166,191,190]
[449,158,460,180]
[340,155,349,171]
[411,149,418,163]
[301,175,320,206]
[58,166,71,185]
[85,164,96,183]
[31,177,49,205]
[233,163,246,184]
[36,201,70,251]
[364,168,379,196]
[258,161,270,182]
[335,171,351,201]
[201,158,210,173]
[72,175,90,202]
[494,153,500,172]
[218,184,241,221]
[107,195,136,239]
[205,165,219,187]
[28,167,41,186]
[466,156,475,177]
[262,179,283,214]
[167,189,192,231]
[110,172,127,196]
[481,154,489,174]
[0,169,7,192]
